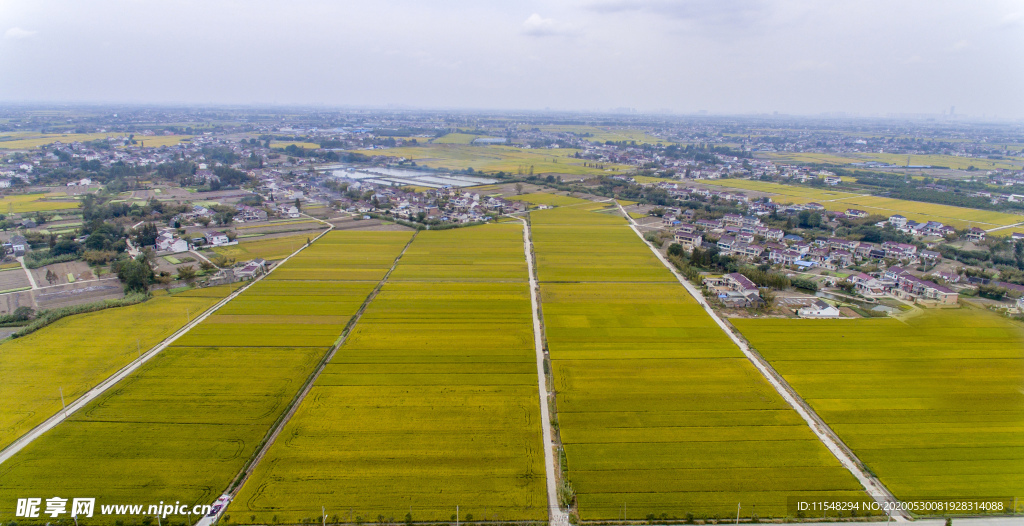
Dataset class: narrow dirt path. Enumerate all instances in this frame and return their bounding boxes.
[614,201,911,522]
[515,216,569,526]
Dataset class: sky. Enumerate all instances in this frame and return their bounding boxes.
[1,0,1023,118]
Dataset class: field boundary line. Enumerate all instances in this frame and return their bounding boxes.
[0,223,334,467]
[516,216,569,526]
[613,202,911,522]
[212,230,419,524]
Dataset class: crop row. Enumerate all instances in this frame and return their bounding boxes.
[231,225,547,523]
[0,284,237,452]
[531,207,865,520]
[0,231,414,523]
[733,309,1024,507]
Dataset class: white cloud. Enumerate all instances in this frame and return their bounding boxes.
[4,27,37,40]
[998,11,1022,27]
[521,13,572,37]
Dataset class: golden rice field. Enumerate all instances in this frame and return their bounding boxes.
[232,223,547,522]
[211,234,320,261]
[509,192,613,211]
[0,132,192,150]
[0,193,81,213]
[0,286,237,452]
[733,309,1024,513]
[766,151,1024,171]
[531,207,867,520]
[270,141,321,150]
[350,144,630,176]
[431,132,480,144]
[695,179,861,202]
[521,125,673,145]
[0,231,413,521]
[696,179,1023,230]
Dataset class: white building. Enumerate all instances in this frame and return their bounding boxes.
[797,299,841,318]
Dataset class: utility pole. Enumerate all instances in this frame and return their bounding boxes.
[59,387,67,418]
[322,506,326,526]
[735,503,741,525]
[456,505,459,526]
[137,339,141,359]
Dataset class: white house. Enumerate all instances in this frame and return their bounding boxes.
[205,231,230,246]
[797,299,841,318]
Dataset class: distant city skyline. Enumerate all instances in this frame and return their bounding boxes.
[1,0,1022,119]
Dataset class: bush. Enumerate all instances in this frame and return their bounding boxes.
[792,277,819,292]
[24,251,78,269]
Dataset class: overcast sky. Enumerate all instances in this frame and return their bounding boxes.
[1,0,1022,118]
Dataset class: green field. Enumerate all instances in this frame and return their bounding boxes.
[733,309,1024,512]
[232,224,547,522]
[0,286,237,452]
[531,207,867,520]
[0,231,413,521]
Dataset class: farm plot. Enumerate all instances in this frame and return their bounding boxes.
[0,285,237,452]
[211,234,317,261]
[349,144,631,177]
[0,231,413,521]
[0,193,81,213]
[532,207,867,520]
[732,309,1024,511]
[695,179,1023,230]
[232,223,547,523]
[823,195,1023,230]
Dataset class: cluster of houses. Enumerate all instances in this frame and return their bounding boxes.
[664,209,975,307]
[845,266,959,305]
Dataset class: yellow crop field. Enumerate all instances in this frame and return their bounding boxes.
[0,231,414,522]
[733,309,1024,511]
[0,193,81,213]
[820,195,1023,229]
[531,207,867,520]
[0,133,192,150]
[767,151,1023,171]
[523,125,673,145]
[232,223,546,522]
[696,179,861,202]
[211,234,317,261]
[696,179,1024,230]
[132,135,192,148]
[270,141,320,149]
[351,144,630,176]
[0,285,237,451]
[432,132,480,144]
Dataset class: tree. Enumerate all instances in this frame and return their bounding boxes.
[515,182,524,195]
[199,260,215,272]
[196,216,212,227]
[176,265,197,284]
[116,257,152,293]
[10,306,33,321]
[294,198,302,212]
[45,269,58,286]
